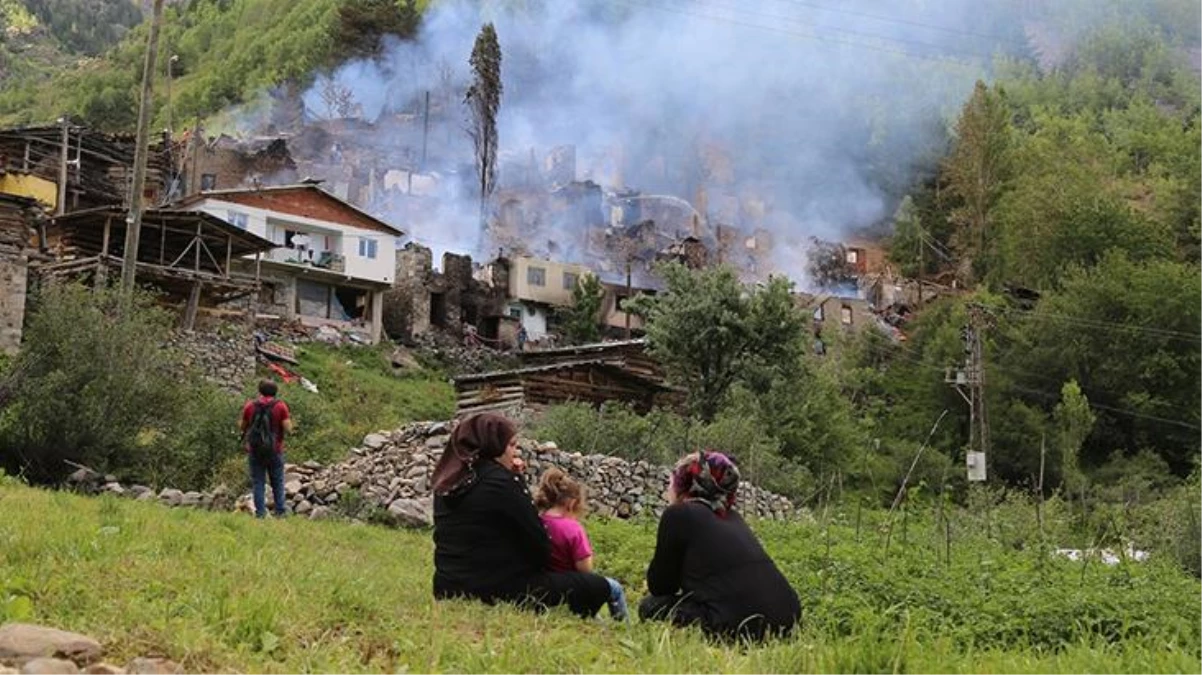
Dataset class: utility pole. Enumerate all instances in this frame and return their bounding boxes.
[166,54,179,134]
[946,303,992,481]
[56,117,69,216]
[120,0,165,295]
[624,257,632,339]
[421,90,430,170]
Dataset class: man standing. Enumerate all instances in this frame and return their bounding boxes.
[239,379,294,518]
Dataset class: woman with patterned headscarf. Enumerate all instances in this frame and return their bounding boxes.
[431,412,612,617]
[639,450,800,641]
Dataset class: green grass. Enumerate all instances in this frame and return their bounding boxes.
[1,481,1197,673]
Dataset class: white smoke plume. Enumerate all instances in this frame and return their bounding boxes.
[295,0,1033,279]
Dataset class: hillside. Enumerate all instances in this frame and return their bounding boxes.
[0,0,421,130]
[1,479,1198,673]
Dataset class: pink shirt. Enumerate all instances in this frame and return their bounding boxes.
[541,513,593,573]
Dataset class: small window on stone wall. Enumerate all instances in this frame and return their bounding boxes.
[258,282,277,307]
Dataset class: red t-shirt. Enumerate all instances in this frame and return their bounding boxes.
[241,395,291,454]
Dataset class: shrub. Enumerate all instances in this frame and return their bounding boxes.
[0,284,186,484]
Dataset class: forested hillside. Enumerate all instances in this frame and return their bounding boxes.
[875,14,1200,490]
[0,0,421,130]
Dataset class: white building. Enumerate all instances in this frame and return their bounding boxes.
[174,184,403,343]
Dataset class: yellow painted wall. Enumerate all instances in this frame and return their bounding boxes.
[0,174,57,209]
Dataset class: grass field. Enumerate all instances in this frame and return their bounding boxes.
[1,480,1198,673]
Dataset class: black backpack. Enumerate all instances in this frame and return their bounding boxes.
[246,399,279,466]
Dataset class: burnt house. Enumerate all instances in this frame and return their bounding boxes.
[177,132,299,197]
[384,243,514,346]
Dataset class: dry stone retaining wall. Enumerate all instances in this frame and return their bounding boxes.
[73,421,799,527]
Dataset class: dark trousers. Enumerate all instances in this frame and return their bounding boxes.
[249,452,286,518]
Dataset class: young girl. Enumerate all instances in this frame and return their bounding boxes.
[535,468,629,621]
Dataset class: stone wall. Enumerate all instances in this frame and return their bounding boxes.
[274,421,797,523]
[164,322,256,393]
[73,421,801,528]
[0,251,29,355]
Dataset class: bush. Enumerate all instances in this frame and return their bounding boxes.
[0,284,181,483]
[0,283,246,489]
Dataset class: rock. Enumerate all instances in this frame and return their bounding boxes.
[424,436,447,450]
[294,500,313,515]
[284,481,302,497]
[157,489,183,507]
[66,468,100,485]
[0,623,102,665]
[82,664,124,674]
[0,666,17,674]
[363,434,388,450]
[127,486,152,498]
[309,505,331,520]
[539,441,559,453]
[302,460,322,470]
[387,499,432,529]
[135,491,155,502]
[180,492,202,508]
[426,421,449,436]
[123,659,180,675]
[101,483,124,496]
[20,658,79,674]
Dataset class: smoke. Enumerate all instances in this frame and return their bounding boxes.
[294,0,1031,279]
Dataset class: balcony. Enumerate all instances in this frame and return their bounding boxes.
[264,246,347,273]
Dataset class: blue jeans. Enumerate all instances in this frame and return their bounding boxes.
[249,452,286,518]
[606,577,628,621]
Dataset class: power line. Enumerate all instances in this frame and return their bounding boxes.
[994,305,1201,343]
[847,325,1201,428]
[609,0,986,68]
[663,0,1004,62]
[766,0,1029,48]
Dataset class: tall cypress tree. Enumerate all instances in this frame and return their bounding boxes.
[465,23,502,237]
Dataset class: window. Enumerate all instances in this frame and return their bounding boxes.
[527,266,546,287]
[227,211,248,229]
[200,174,217,190]
[358,237,378,259]
[562,271,578,290]
[813,305,824,322]
[508,307,522,320]
[840,304,853,325]
[846,249,860,265]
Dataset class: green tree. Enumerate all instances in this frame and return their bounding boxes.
[944,80,1012,284]
[631,263,806,421]
[1054,380,1095,499]
[466,22,502,229]
[560,272,604,344]
[334,0,419,61]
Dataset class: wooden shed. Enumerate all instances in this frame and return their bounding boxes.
[453,358,678,419]
[516,338,667,385]
[40,206,274,327]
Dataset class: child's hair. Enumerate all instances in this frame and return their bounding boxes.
[534,467,587,515]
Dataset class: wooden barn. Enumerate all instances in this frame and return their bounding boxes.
[453,358,679,419]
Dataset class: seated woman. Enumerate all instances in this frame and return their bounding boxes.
[431,412,612,617]
[639,450,801,641]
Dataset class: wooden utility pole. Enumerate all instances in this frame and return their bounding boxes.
[624,258,632,339]
[56,118,69,216]
[120,0,165,295]
[421,90,430,170]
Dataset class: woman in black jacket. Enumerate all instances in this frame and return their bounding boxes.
[431,413,611,617]
[639,450,801,641]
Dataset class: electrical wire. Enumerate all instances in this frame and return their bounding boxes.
[993,305,1201,343]
[608,0,986,68]
[766,0,1030,48]
[661,0,1004,61]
